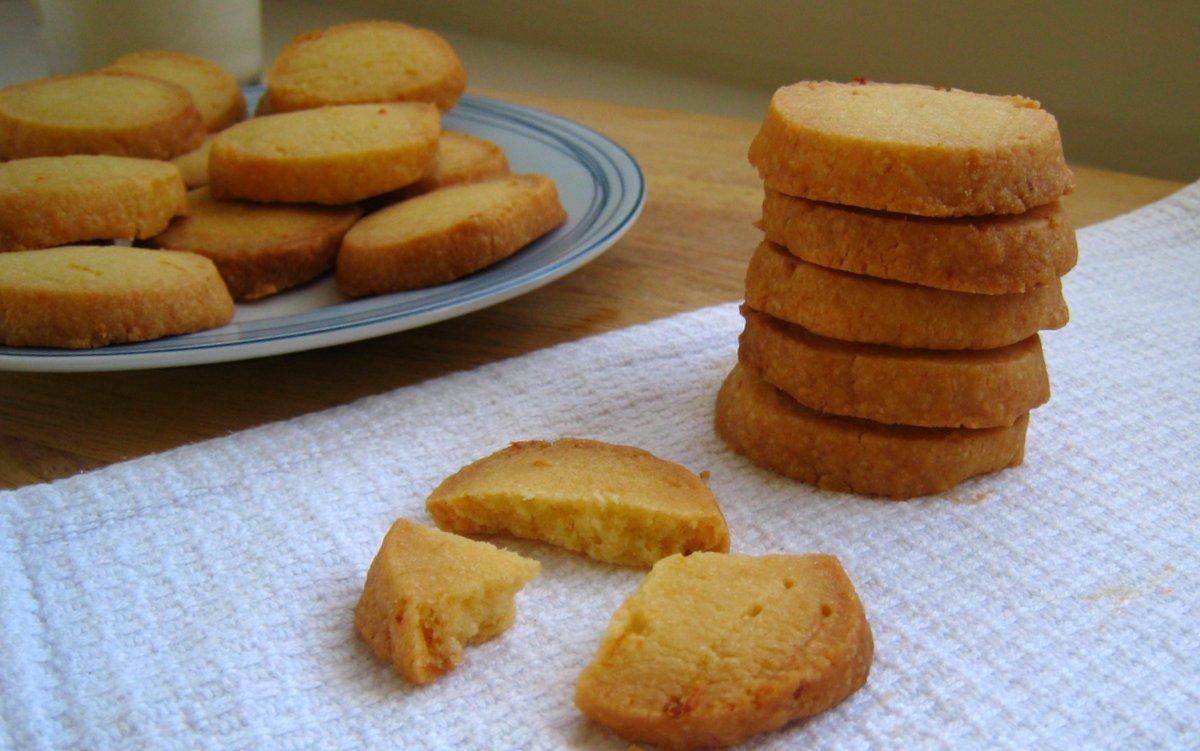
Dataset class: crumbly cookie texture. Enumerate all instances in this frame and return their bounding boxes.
[744,241,1068,350]
[715,363,1028,499]
[761,189,1078,294]
[107,50,246,132]
[738,307,1050,428]
[170,135,213,189]
[0,155,188,252]
[0,72,205,160]
[575,551,873,750]
[748,80,1073,216]
[337,173,566,296]
[401,131,510,197]
[265,21,466,112]
[0,245,232,348]
[208,102,440,205]
[146,187,362,300]
[427,438,729,567]
[354,518,540,685]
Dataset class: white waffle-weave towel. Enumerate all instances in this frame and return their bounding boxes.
[2,183,1199,750]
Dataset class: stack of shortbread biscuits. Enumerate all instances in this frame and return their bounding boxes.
[716,80,1076,499]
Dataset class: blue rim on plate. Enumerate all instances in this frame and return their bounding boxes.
[0,88,645,372]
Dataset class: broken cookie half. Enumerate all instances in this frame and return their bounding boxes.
[426,438,730,567]
[354,518,540,684]
[575,552,873,749]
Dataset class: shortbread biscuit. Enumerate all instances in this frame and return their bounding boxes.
[402,131,509,197]
[170,135,212,188]
[0,245,233,348]
[715,363,1028,499]
[739,307,1049,428]
[354,518,540,685]
[748,81,1073,216]
[252,94,273,117]
[0,155,188,252]
[337,174,567,296]
[0,72,205,160]
[107,50,246,132]
[265,21,466,113]
[146,187,361,300]
[427,438,729,567]
[761,189,1078,294]
[576,552,873,749]
[208,102,440,204]
[745,241,1068,350]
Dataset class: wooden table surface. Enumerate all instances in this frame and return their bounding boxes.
[0,90,1186,489]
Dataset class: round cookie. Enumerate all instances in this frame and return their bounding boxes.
[0,245,233,348]
[107,50,246,132]
[0,155,188,252]
[745,241,1068,350]
[170,135,213,188]
[337,174,567,296]
[146,187,362,300]
[401,131,509,197]
[0,72,205,160]
[575,551,873,749]
[208,102,440,204]
[761,188,1078,294]
[265,21,466,113]
[738,307,1049,428]
[748,80,1073,216]
[715,363,1029,499]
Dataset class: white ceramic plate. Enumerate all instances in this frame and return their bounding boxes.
[0,88,644,372]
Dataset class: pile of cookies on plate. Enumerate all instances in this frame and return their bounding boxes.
[358,437,874,750]
[717,80,1076,498]
[0,21,566,348]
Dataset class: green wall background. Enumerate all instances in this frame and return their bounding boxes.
[370,0,1198,181]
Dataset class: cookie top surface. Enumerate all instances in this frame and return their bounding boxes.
[0,154,181,194]
[430,438,722,520]
[266,21,466,111]
[347,174,552,246]
[369,518,540,603]
[576,552,872,748]
[212,101,439,158]
[0,72,194,130]
[777,81,1049,147]
[107,50,246,131]
[0,245,218,292]
[749,80,1073,215]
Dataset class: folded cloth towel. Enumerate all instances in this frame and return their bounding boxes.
[2,183,1198,750]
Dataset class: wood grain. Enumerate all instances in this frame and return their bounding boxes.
[0,90,1185,489]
